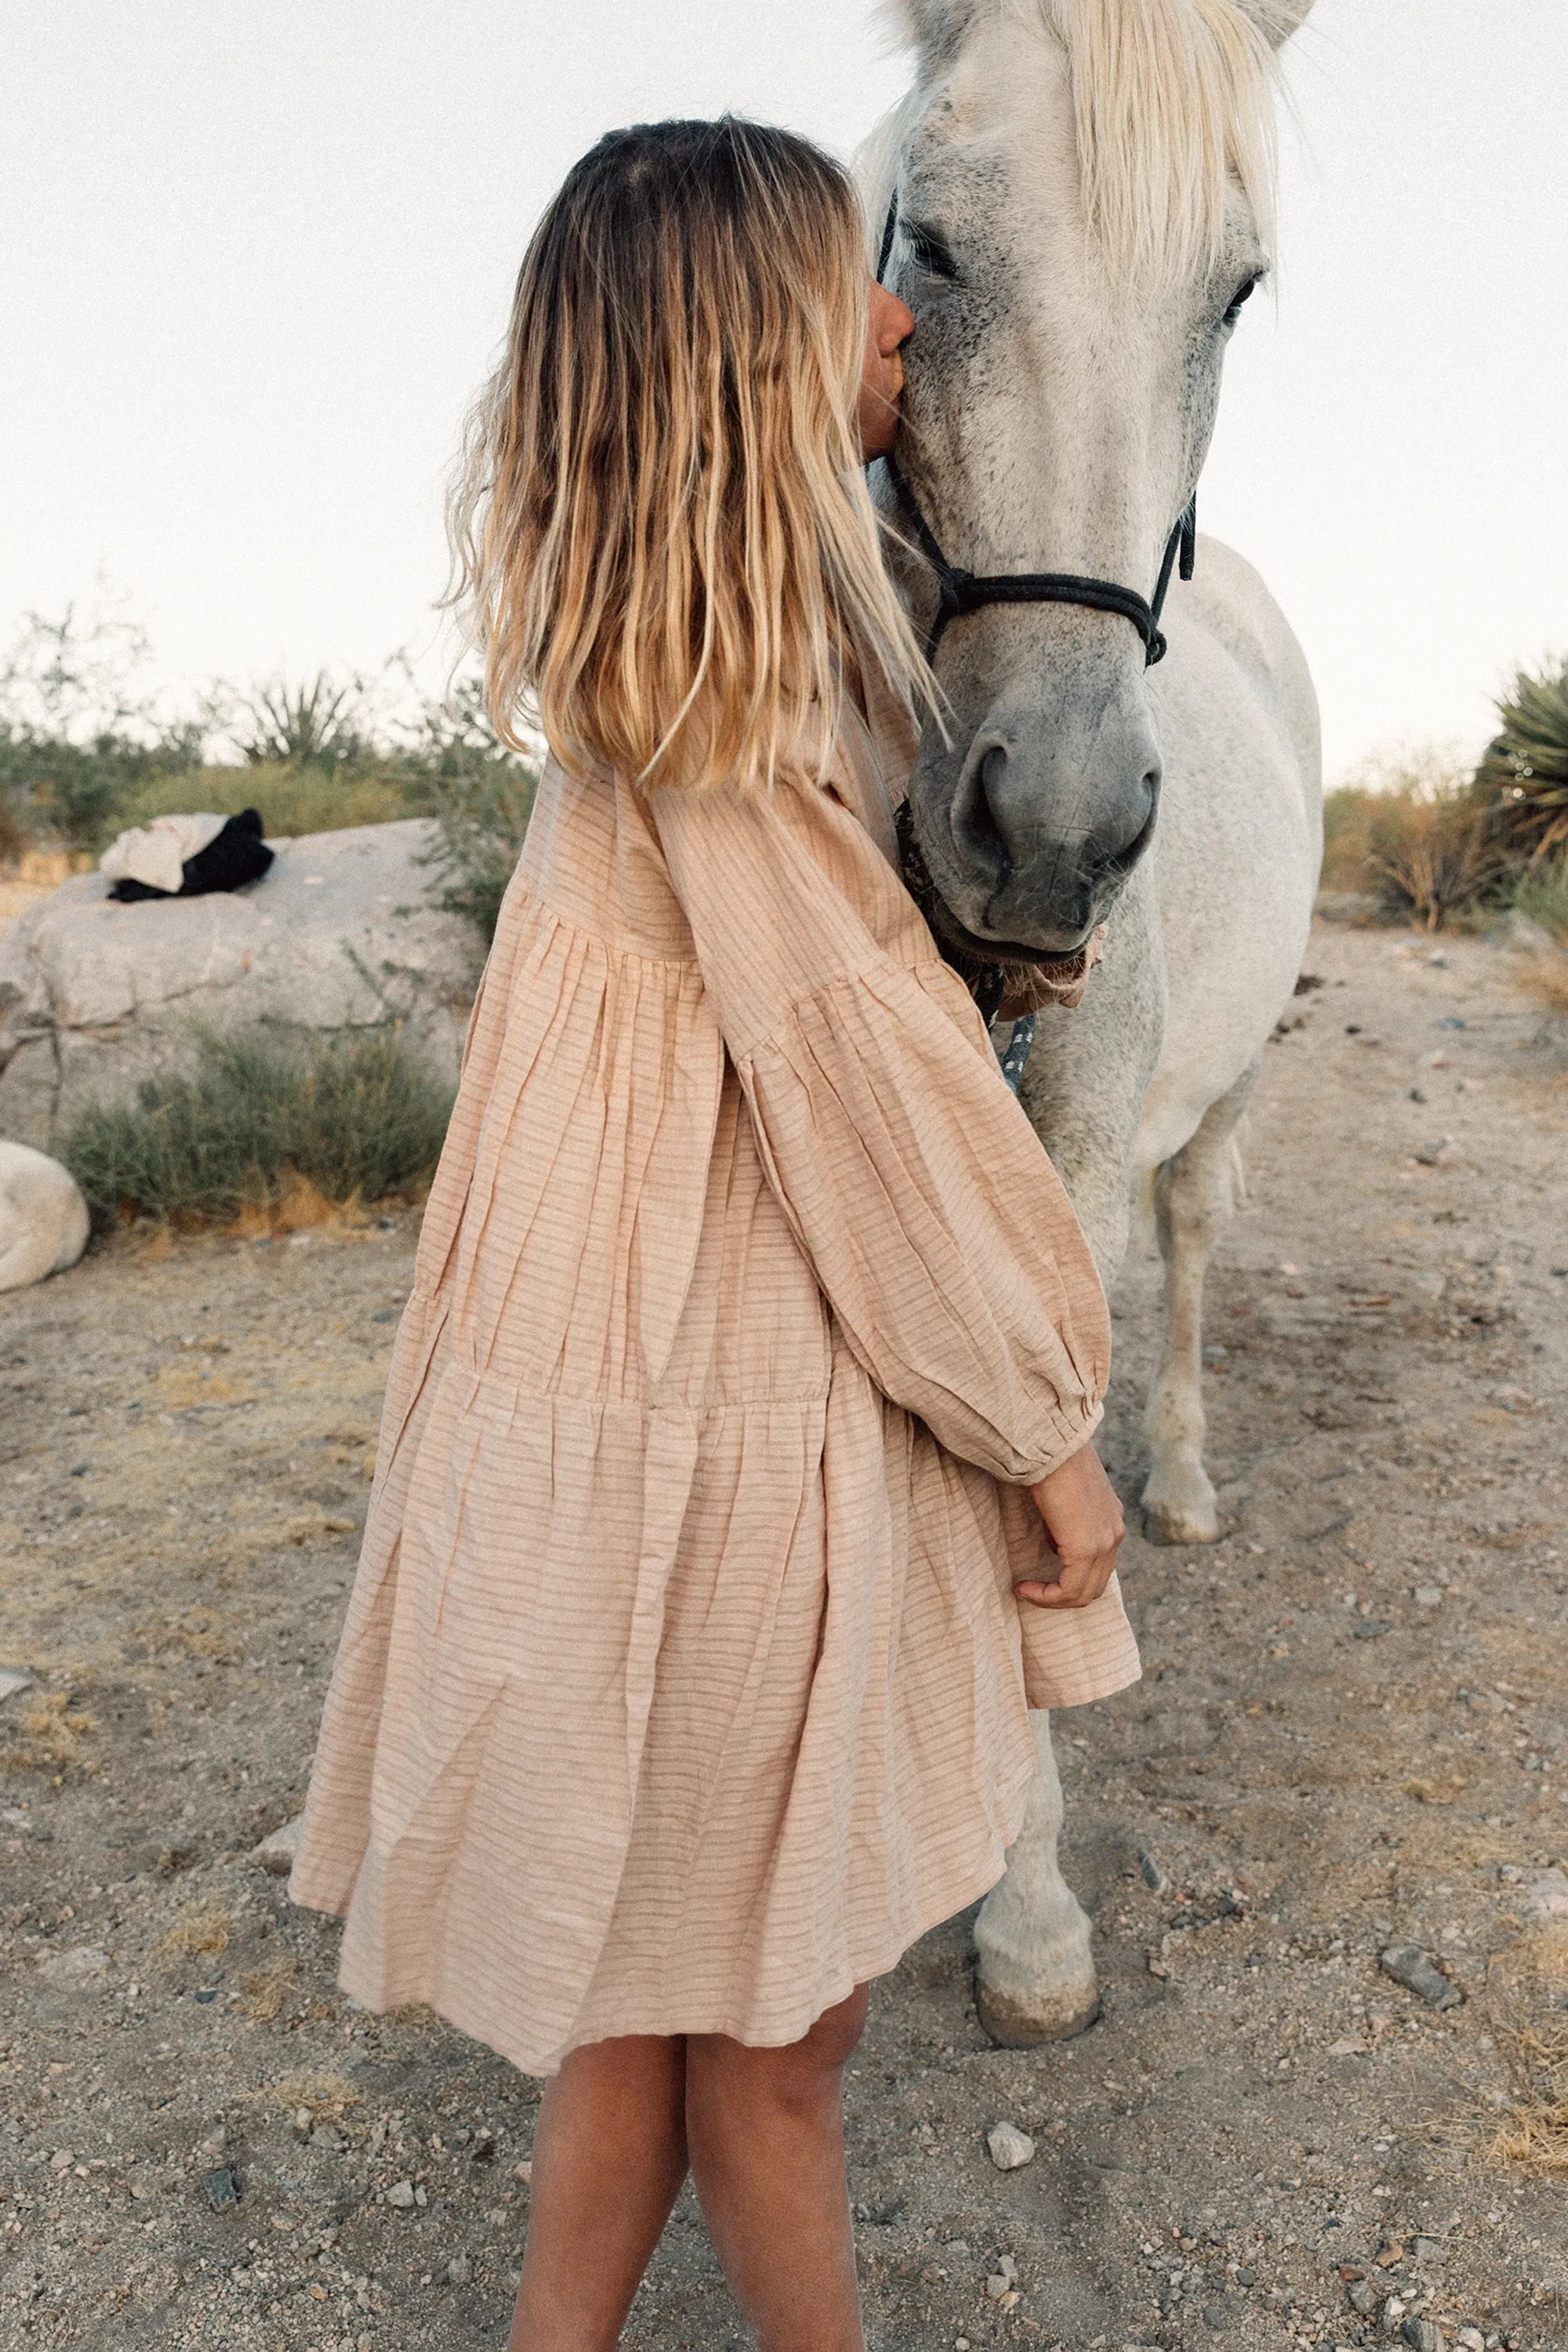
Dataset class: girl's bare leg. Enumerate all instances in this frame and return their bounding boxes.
[506,2033,688,2352]
[685,1985,869,2352]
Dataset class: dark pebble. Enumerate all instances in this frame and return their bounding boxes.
[203,2167,239,2211]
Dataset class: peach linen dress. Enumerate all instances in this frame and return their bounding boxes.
[289,679,1140,2076]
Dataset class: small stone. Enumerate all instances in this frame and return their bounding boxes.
[0,1668,33,1704]
[250,1814,305,1876]
[1411,2236,1443,2263]
[447,2252,471,2284]
[203,2167,240,2211]
[386,2179,416,2209]
[1348,2280,1380,2314]
[49,2148,74,2174]
[1524,1868,1568,1923]
[985,2122,1035,2171]
[1237,2267,1258,2288]
[1414,1137,1455,1165]
[1414,1585,1443,1610]
[1402,2321,1442,2351]
[1457,2330,1485,2350]
[1137,1844,1167,1892]
[39,1944,109,1984]
[1380,1944,1461,2010]
[309,2125,343,2153]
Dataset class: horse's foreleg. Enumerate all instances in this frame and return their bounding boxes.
[974,1711,1098,2043]
[1141,1056,1258,1544]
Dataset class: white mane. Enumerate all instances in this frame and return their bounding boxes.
[877,0,1283,283]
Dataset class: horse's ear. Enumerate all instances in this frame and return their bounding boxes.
[1236,0,1316,45]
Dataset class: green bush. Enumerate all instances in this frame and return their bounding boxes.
[62,1027,455,1226]
[1509,856,1568,945]
[95,761,414,851]
[1475,655,1568,867]
[400,675,538,941]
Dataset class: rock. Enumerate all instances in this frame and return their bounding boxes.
[1524,1869,1568,1922]
[250,1814,306,1876]
[0,1667,33,1703]
[0,821,483,1146]
[985,2122,1036,2171]
[447,2252,471,2285]
[1411,2237,1444,2263]
[38,1944,109,1984]
[1456,2329,1485,2350]
[1414,1137,1455,1166]
[1380,1944,1462,2010]
[386,2179,416,2209]
[203,2167,240,2210]
[1402,2321,1442,2351]
[1137,1843,1168,1893]
[1315,891,1384,926]
[49,2148,74,2174]
[0,1140,89,1292]
[308,2125,343,2153]
[1348,2278,1380,2314]
[1413,1585,1444,1610]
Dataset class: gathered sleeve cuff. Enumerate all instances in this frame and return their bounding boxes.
[651,766,1111,1485]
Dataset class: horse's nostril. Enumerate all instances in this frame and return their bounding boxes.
[950,740,1011,891]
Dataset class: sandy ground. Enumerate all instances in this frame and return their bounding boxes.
[2,919,1565,2352]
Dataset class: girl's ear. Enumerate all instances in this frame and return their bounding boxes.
[1235,0,1316,46]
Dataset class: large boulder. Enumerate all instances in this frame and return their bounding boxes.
[0,820,485,1149]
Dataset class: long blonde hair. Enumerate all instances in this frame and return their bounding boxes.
[446,117,931,793]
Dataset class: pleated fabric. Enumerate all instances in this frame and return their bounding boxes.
[289,687,1140,2074]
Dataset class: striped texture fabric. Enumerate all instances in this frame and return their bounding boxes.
[289,688,1139,2074]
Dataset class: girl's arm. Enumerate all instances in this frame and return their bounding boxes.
[652,765,1110,1488]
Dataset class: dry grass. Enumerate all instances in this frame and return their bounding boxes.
[2,1690,98,1775]
[153,1901,234,1962]
[238,1954,299,2023]
[256,2070,364,2123]
[1480,1926,1568,2178]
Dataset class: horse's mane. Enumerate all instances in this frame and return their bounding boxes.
[876,0,1282,285]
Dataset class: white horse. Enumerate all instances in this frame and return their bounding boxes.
[858,0,1323,2041]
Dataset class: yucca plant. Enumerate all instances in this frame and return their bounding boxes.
[234,671,372,772]
[1475,655,1568,866]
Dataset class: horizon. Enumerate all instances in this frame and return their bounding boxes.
[3,0,1565,785]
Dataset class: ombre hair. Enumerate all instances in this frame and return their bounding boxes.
[446,117,932,792]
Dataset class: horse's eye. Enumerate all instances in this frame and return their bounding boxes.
[905,223,959,281]
[1223,274,1261,325]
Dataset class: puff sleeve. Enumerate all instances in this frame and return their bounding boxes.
[651,765,1111,1484]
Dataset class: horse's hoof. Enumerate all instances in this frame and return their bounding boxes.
[1141,1470,1219,1545]
[975,1971,1100,2047]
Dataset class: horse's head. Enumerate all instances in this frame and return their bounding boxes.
[872,0,1313,956]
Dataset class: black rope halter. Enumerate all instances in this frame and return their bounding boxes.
[875,194,1197,667]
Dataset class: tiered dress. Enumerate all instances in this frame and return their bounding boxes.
[289,683,1139,2076]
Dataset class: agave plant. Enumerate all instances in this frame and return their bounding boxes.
[234,671,372,771]
[1475,655,1568,866]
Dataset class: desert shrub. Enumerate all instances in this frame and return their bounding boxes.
[96,760,412,849]
[1323,747,1501,930]
[231,671,374,772]
[1510,856,1568,944]
[1475,655,1568,867]
[401,676,539,941]
[62,1027,454,1225]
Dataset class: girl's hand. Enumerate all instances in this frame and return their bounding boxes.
[1016,1443,1125,1610]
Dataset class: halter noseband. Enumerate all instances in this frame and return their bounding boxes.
[875,196,1197,667]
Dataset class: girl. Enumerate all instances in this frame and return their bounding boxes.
[290,116,1138,2352]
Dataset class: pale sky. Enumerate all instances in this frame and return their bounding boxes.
[2,0,1564,780]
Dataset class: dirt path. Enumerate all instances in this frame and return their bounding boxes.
[2,921,1564,2352]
